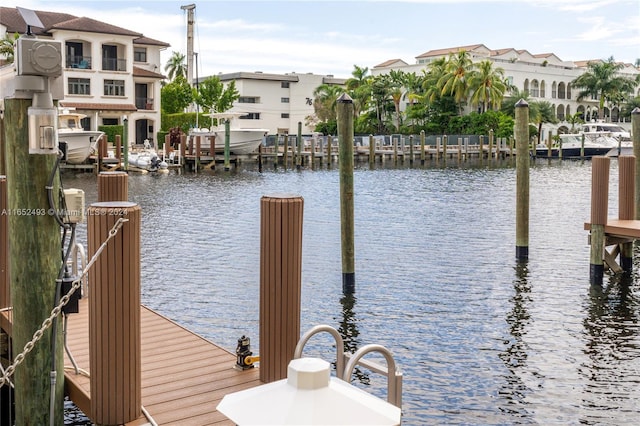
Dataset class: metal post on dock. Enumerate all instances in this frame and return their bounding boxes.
[618,155,635,271]
[337,93,355,294]
[4,98,64,424]
[632,108,640,219]
[98,171,128,202]
[590,157,610,284]
[88,202,141,424]
[260,194,303,382]
[515,99,530,260]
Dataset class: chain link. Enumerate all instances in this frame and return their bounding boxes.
[0,217,129,387]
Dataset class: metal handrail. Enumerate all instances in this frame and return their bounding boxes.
[294,324,345,379]
[343,344,403,408]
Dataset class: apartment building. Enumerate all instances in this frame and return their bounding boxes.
[0,7,169,146]
[372,43,640,137]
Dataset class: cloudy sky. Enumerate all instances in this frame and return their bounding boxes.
[15,0,640,78]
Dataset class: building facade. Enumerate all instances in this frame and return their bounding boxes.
[0,7,169,147]
[372,43,640,137]
[203,71,346,135]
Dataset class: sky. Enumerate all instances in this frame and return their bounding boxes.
[13,0,640,79]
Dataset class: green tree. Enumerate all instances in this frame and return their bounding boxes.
[161,74,193,114]
[468,60,507,112]
[345,65,372,117]
[0,32,19,64]
[530,100,558,145]
[571,57,637,116]
[164,51,187,82]
[440,50,476,115]
[566,112,584,133]
[311,84,344,131]
[193,76,239,113]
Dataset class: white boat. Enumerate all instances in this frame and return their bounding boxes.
[127,150,168,171]
[581,122,631,142]
[535,133,618,158]
[57,110,105,164]
[189,112,268,155]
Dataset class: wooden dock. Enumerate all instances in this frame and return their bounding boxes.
[2,299,262,425]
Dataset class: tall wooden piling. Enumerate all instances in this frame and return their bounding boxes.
[296,122,302,170]
[515,99,530,260]
[224,119,231,171]
[337,93,355,294]
[632,108,640,219]
[4,98,64,425]
[259,194,303,383]
[420,130,426,165]
[618,155,635,271]
[590,157,610,284]
[88,201,141,424]
[442,135,448,161]
[0,176,8,309]
[98,171,128,202]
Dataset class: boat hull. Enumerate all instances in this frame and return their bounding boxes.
[59,130,104,164]
[190,129,267,155]
[535,146,612,159]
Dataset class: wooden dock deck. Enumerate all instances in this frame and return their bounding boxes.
[3,299,262,425]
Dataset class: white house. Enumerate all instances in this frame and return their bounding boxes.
[0,7,169,147]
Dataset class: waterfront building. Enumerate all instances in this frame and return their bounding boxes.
[201,71,347,135]
[372,43,640,138]
[0,7,169,147]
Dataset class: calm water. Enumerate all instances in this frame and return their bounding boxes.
[62,158,640,425]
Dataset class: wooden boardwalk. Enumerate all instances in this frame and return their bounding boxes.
[3,298,262,425]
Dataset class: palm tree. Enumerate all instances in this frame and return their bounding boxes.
[312,84,344,123]
[468,60,507,112]
[164,51,187,82]
[345,65,372,117]
[440,50,476,115]
[388,69,406,131]
[422,57,448,104]
[531,100,558,145]
[0,32,19,64]
[571,57,637,116]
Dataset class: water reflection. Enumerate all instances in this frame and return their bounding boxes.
[337,293,370,384]
[499,261,533,418]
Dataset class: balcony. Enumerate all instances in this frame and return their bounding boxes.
[136,97,154,110]
[102,58,127,72]
[66,56,92,69]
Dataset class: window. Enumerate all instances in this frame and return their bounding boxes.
[134,47,147,63]
[281,113,290,118]
[104,79,125,96]
[238,96,259,103]
[281,82,290,88]
[240,113,260,120]
[68,78,90,95]
[281,97,290,103]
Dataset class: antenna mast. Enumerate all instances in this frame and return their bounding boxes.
[180,3,196,86]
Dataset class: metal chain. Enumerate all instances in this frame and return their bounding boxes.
[0,217,129,387]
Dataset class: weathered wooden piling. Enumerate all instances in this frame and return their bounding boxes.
[515,99,530,260]
[589,157,610,284]
[442,135,448,161]
[97,171,128,202]
[259,194,303,382]
[337,93,355,294]
[632,108,640,219]
[0,176,8,309]
[326,135,332,167]
[283,132,289,170]
[4,98,63,425]
[88,201,141,424]
[618,155,635,271]
[420,130,426,165]
[224,119,231,171]
[369,134,375,168]
[296,122,302,170]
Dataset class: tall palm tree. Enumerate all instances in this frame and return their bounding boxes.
[388,69,406,131]
[164,51,187,82]
[571,57,637,116]
[440,50,476,115]
[312,84,344,123]
[0,32,19,64]
[468,60,507,112]
[345,65,372,117]
[422,57,448,104]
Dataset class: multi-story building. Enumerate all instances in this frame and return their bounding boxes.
[205,71,346,135]
[0,7,169,146]
[372,43,640,137]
